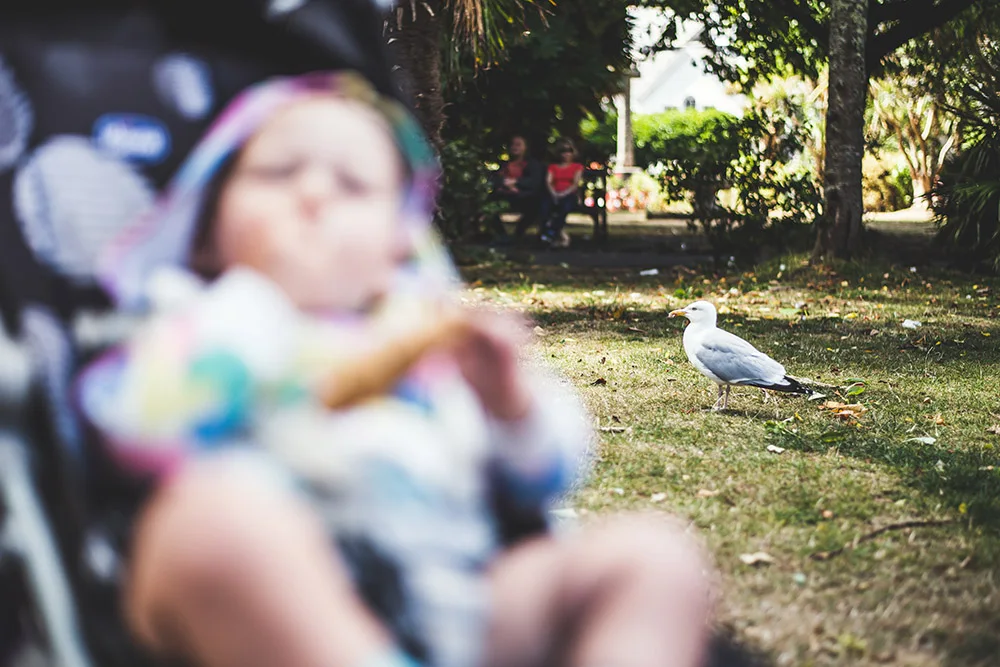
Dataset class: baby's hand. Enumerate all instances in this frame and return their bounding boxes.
[453,310,533,422]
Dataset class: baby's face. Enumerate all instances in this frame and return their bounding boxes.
[211,95,407,311]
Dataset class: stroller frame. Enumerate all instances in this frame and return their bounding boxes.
[0,2,408,666]
[0,329,90,667]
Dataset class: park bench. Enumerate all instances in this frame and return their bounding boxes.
[487,160,610,246]
[576,162,610,245]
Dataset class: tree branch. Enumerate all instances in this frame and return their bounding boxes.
[810,520,956,561]
[867,0,978,70]
[772,0,829,50]
[870,0,934,26]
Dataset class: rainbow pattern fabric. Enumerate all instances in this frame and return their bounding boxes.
[76,72,592,667]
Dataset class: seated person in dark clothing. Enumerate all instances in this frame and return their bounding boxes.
[492,135,544,240]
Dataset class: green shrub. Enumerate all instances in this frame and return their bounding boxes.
[579,110,617,162]
[580,108,742,169]
[580,104,822,264]
[931,42,1000,269]
[434,140,506,241]
[633,108,742,169]
[647,107,821,266]
[932,138,1000,269]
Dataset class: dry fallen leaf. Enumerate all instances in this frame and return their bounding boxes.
[819,401,868,420]
[697,489,720,498]
[987,425,1000,436]
[929,414,946,426]
[739,552,775,566]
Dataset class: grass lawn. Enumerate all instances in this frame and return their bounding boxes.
[459,251,1000,667]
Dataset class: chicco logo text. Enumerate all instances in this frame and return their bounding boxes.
[93,114,171,164]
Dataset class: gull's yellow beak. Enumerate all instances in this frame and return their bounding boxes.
[668,308,687,319]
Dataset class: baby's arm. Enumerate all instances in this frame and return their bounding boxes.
[486,369,594,511]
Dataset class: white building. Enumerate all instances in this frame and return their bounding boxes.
[628,9,747,117]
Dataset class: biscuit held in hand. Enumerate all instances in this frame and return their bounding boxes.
[319,313,472,410]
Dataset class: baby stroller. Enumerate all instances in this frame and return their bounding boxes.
[0,3,759,666]
[0,3,539,667]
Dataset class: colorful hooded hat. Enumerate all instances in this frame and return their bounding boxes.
[99,70,456,311]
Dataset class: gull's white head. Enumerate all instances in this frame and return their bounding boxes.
[668,300,717,326]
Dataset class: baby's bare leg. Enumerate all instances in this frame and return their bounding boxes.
[126,455,393,667]
[486,514,710,667]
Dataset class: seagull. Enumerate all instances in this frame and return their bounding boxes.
[668,300,808,410]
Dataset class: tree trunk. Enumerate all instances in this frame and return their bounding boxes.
[813,0,868,261]
[911,174,932,209]
[391,0,445,149]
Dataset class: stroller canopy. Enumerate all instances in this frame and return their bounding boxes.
[0,0,401,330]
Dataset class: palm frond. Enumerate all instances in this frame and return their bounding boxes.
[444,0,547,68]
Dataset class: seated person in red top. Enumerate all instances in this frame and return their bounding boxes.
[491,135,545,241]
[540,138,585,248]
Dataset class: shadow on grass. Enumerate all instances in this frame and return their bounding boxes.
[766,420,1000,531]
[539,306,1000,530]
[943,617,1000,667]
[536,307,1000,369]
[705,627,775,667]
[944,613,1000,667]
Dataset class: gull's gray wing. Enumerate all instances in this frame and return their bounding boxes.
[692,328,786,385]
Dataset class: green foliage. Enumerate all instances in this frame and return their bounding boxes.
[628,106,821,265]
[632,109,741,170]
[932,139,1000,270]
[443,0,542,69]
[642,0,829,88]
[437,0,629,236]
[635,0,990,88]
[881,2,1000,108]
[580,107,742,167]
[579,110,618,162]
[581,100,822,259]
[443,0,631,157]
[434,139,505,240]
[931,41,1000,268]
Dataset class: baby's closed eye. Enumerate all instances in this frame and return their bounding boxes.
[242,161,301,181]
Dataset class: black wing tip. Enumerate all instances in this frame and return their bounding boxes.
[778,376,811,394]
[746,376,811,394]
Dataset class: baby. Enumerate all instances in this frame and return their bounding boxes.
[79,72,711,667]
